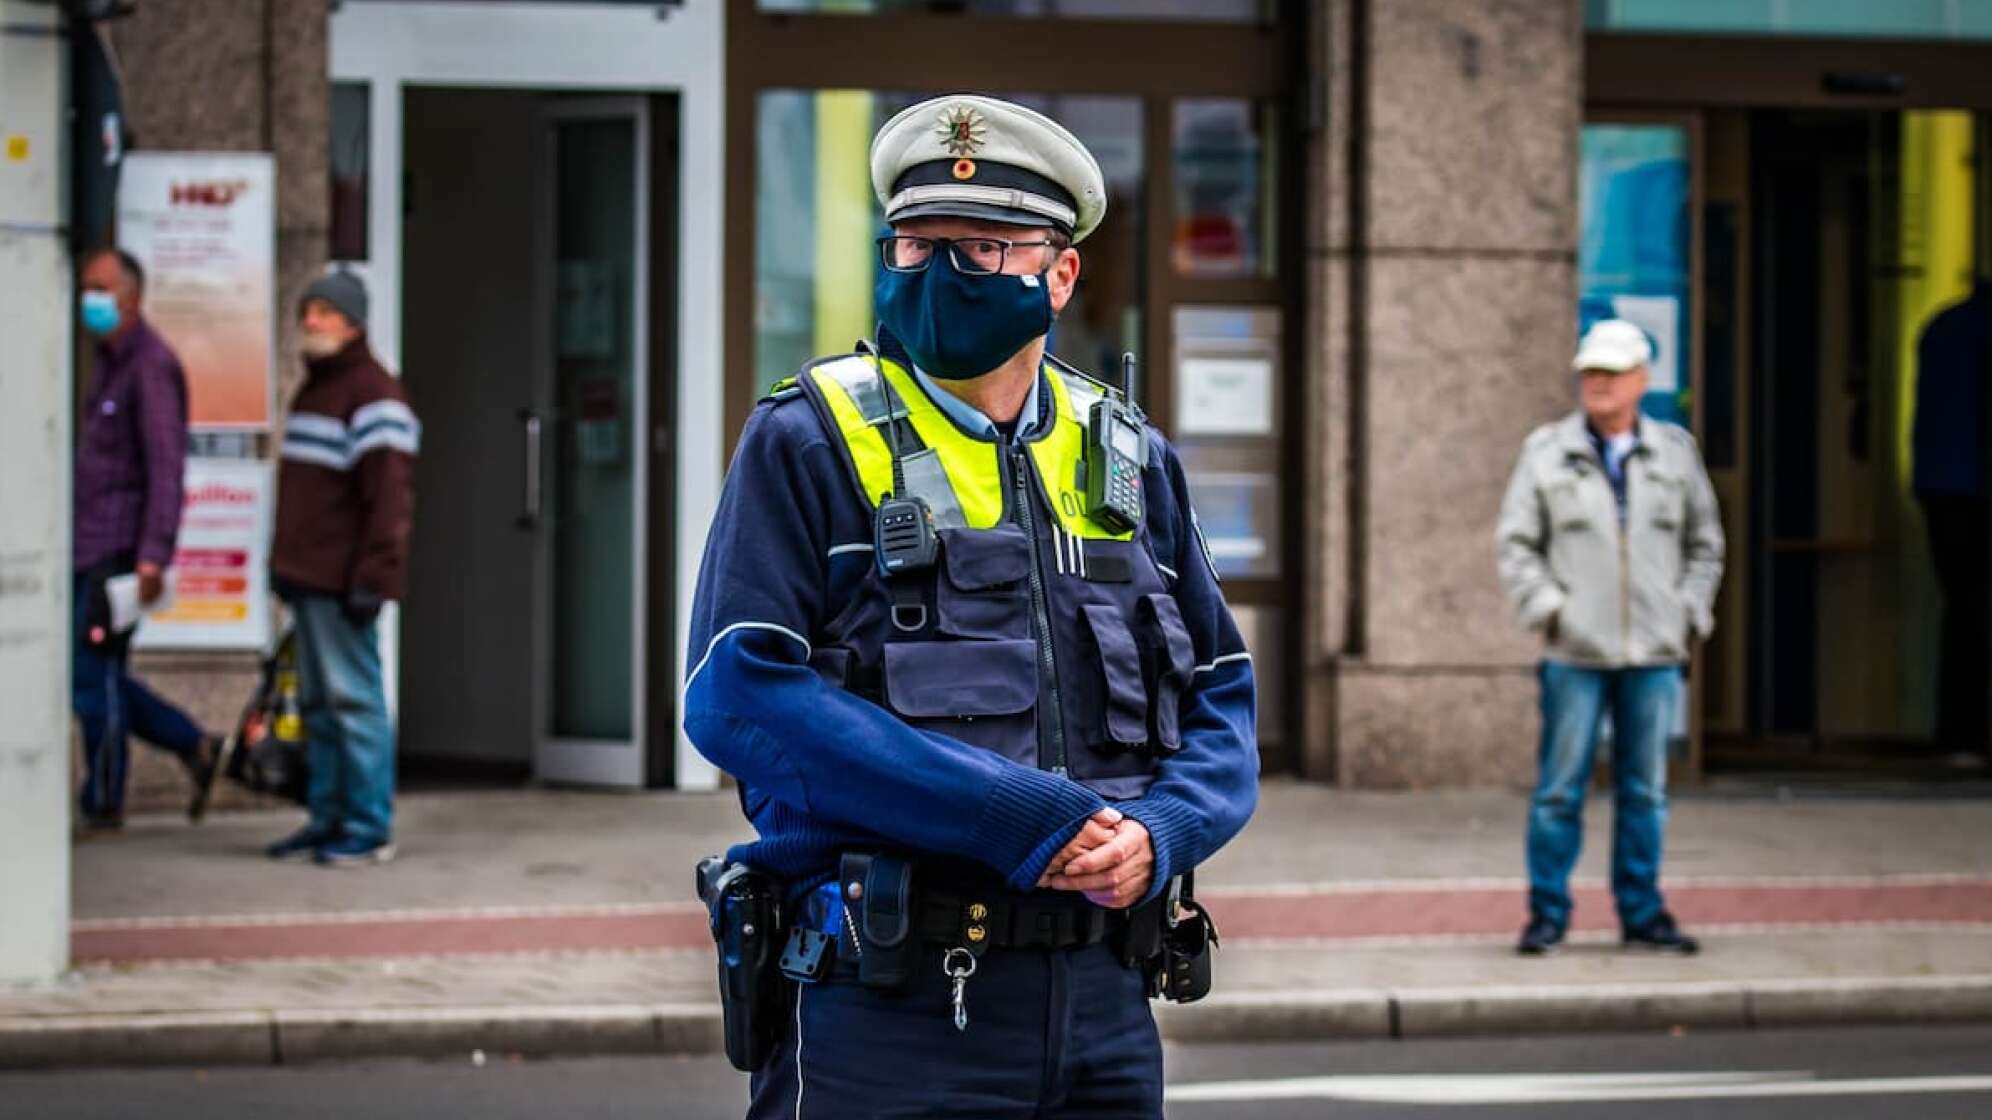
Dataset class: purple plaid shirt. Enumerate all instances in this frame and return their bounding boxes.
[74,318,189,572]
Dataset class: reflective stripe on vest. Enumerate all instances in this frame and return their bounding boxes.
[805,352,1136,541]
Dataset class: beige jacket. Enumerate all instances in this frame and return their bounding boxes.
[1496,411,1725,667]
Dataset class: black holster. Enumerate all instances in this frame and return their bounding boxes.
[1131,874,1219,1004]
[696,856,790,1072]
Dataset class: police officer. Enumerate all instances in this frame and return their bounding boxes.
[686,94,1259,1118]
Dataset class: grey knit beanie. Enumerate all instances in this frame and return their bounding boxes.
[301,269,368,328]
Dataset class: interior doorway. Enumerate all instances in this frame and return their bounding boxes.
[398,87,682,788]
[1677,106,1991,778]
[1588,27,1992,781]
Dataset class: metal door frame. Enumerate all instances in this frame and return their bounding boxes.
[1588,30,1992,772]
[531,95,653,787]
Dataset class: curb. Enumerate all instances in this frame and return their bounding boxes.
[4,977,1990,1070]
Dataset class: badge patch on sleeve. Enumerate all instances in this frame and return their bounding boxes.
[1191,506,1221,583]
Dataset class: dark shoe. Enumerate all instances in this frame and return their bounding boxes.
[185,735,225,823]
[266,825,334,861]
[315,837,396,868]
[1623,911,1700,954]
[79,811,125,833]
[1516,916,1564,956]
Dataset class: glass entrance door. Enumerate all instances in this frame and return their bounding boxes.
[534,98,651,787]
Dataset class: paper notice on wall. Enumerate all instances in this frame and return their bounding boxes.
[133,458,274,651]
[1609,294,1680,393]
[118,152,277,430]
[1177,356,1274,436]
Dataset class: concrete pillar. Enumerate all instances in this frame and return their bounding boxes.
[0,0,74,985]
[1307,0,1583,787]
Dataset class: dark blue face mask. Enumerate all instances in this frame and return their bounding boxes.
[874,247,1053,380]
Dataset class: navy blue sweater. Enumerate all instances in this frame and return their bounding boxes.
[684,366,1259,899]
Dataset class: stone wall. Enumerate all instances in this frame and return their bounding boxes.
[1304,0,1583,788]
[93,0,327,816]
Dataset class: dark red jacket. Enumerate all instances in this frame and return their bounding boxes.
[272,337,418,600]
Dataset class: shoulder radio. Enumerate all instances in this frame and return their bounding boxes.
[861,344,940,577]
[1083,352,1147,534]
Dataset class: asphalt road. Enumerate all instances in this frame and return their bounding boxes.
[5,1025,1991,1118]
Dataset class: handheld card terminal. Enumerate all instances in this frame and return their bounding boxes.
[1083,352,1147,534]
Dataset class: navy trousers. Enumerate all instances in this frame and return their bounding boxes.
[72,580,204,818]
[748,942,1163,1119]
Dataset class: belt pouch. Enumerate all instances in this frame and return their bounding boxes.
[842,852,916,990]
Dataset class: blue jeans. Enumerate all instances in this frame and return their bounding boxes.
[289,593,395,847]
[72,580,204,818]
[1526,661,1682,931]
[749,942,1162,1119]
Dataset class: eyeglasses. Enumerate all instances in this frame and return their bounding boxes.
[877,235,1058,276]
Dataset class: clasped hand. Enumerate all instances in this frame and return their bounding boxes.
[1036,807,1153,910]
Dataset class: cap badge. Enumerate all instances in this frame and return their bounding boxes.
[951,158,976,180]
[936,104,988,157]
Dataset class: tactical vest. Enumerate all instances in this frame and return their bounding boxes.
[793,351,1200,800]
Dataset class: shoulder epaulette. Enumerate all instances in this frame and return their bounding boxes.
[761,376,803,404]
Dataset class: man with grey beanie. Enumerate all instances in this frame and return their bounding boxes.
[267,268,419,867]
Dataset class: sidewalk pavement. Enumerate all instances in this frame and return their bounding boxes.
[5,778,1990,1068]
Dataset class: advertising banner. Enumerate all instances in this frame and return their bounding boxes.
[134,458,274,651]
[117,151,276,430]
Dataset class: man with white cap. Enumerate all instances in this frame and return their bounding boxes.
[685,95,1257,1116]
[1497,319,1725,957]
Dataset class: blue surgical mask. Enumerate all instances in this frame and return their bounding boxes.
[875,254,1053,380]
[80,290,121,337]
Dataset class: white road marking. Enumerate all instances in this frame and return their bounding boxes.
[1164,1070,1992,1105]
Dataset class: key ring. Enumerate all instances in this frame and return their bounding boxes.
[942,947,977,980]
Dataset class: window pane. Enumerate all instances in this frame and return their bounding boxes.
[330,82,369,262]
[1173,98,1275,279]
[754,91,1145,394]
[1579,123,1691,426]
[758,0,1264,21]
[550,116,639,740]
[1172,306,1282,579]
[1588,0,1992,40]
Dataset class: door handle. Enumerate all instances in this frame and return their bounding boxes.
[518,408,543,529]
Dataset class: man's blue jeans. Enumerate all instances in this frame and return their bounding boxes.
[1526,661,1682,932]
[289,593,395,847]
[72,581,204,819]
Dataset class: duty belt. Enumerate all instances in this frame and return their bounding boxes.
[916,890,1123,952]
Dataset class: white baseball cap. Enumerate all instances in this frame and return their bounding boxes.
[1571,319,1653,373]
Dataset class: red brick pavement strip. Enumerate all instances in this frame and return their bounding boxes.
[1210,881,1992,941]
[69,879,1992,966]
[72,909,713,965]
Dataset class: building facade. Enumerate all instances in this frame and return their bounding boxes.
[96,0,1990,806]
